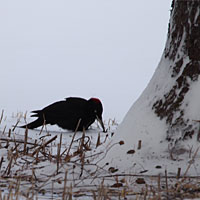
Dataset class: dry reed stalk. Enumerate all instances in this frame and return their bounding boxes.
[34,150,39,164]
[143,185,148,200]
[32,168,37,181]
[30,168,36,198]
[62,169,68,200]
[32,135,57,156]
[57,134,62,174]
[65,119,81,159]
[60,146,69,157]
[137,140,142,150]
[79,152,85,178]
[198,123,200,141]
[193,120,200,141]
[8,129,11,137]
[112,118,116,126]
[82,135,91,151]
[4,156,13,175]
[38,114,49,135]
[103,134,108,143]
[51,182,54,200]
[0,110,4,125]
[157,174,161,199]
[176,168,181,179]
[12,143,19,158]
[98,179,105,198]
[165,170,169,196]
[96,133,101,148]
[121,187,127,199]
[23,111,27,119]
[0,157,4,170]
[0,138,39,146]
[39,122,45,135]
[15,178,21,200]
[182,147,199,180]
[12,119,20,131]
[24,128,28,154]
[68,183,73,200]
[92,190,96,200]
[80,128,85,151]
[0,189,2,200]
[8,182,13,200]
[2,126,6,134]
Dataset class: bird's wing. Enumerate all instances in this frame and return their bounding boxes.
[42,98,88,120]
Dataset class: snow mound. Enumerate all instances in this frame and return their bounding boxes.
[99,53,200,177]
[99,2,200,177]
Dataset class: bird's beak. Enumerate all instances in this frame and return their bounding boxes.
[96,115,106,132]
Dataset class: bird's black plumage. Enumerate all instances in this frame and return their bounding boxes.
[20,97,105,132]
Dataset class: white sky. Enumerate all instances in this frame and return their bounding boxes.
[0,0,171,122]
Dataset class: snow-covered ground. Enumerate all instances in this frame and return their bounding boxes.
[0,113,121,199]
[1,111,200,199]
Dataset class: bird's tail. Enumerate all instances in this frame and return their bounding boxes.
[20,118,44,129]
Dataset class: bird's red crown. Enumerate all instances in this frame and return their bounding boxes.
[90,98,101,104]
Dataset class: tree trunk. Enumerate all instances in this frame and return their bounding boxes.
[153,0,200,142]
[99,0,200,175]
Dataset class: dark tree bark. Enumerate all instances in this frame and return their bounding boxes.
[152,0,200,141]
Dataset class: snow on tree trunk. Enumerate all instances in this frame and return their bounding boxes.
[99,0,200,175]
[153,0,200,142]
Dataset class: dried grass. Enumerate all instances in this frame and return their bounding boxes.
[1,116,200,199]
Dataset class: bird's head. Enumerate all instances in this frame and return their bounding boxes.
[88,98,106,132]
